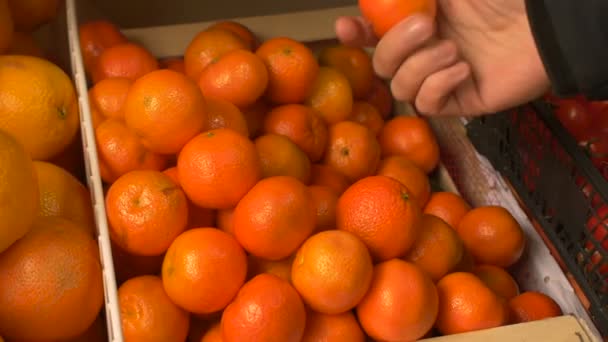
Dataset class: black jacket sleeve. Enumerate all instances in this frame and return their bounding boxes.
[525,1,608,100]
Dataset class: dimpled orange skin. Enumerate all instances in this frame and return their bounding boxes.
[233,176,316,261]
[124,69,207,155]
[177,129,262,209]
[436,272,508,335]
[301,310,366,342]
[88,77,132,121]
[162,228,248,314]
[337,175,422,261]
[359,0,437,38]
[91,42,159,83]
[105,170,189,256]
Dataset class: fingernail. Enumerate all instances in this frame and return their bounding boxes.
[404,16,433,41]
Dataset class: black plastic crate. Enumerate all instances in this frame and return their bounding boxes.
[466,101,608,335]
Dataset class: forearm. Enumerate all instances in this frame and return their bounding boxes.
[525,0,608,100]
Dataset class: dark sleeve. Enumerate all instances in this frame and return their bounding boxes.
[525,1,608,100]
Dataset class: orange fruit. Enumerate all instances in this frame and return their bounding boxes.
[0,130,39,253]
[200,321,223,342]
[310,164,350,195]
[348,101,384,136]
[92,42,159,83]
[377,155,431,207]
[105,170,189,256]
[254,133,312,183]
[96,119,168,183]
[305,66,353,124]
[119,275,190,342]
[6,31,44,57]
[33,161,95,234]
[473,265,520,300]
[124,69,207,154]
[508,291,563,323]
[0,217,103,341]
[216,207,236,236]
[324,121,381,182]
[184,28,249,81]
[256,37,319,104]
[424,191,471,229]
[359,0,437,38]
[404,214,464,281]
[241,100,269,138]
[162,228,248,314]
[198,49,269,108]
[337,175,421,261]
[292,230,373,314]
[457,206,526,267]
[88,77,132,121]
[112,242,165,286]
[309,185,339,232]
[233,176,316,261]
[263,104,328,162]
[247,254,295,283]
[364,76,393,119]
[7,0,60,32]
[160,57,186,74]
[207,20,259,50]
[0,55,79,160]
[357,259,438,341]
[301,310,365,342]
[319,45,374,99]
[0,0,13,54]
[379,116,440,173]
[435,272,508,335]
[221,274,306,342]
[177,129,261,209]
[78,20,128,76]
[206,97,249,137]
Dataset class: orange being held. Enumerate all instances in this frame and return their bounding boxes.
[221,274,307,342]
[305,66,353,125]
[256,37,319,104]
[348,101,384,136]
[177,128,262,209]
[0,0,13,54]
[404,214,464,281]
[91,42,159,83]
[310,164,351,195]
[233,176,316,261]
[124,69,207,154]
[337,175,422,261]
[0,217,103,341]
[319,45,374,99]
[119,275,190,342]
[247,254,295,283]
[379,115,440,173]
[198,49,269,108]
[205,97,249,137]
[473,264,520,300]
[88,77,132,121]
[324,121,381,182]
[364,76,393,119]
[184,28,249,81]
[457,206,526,268]
[359,0,437,38]
[508,291,563,324]
[357,259,438,342]
[377,155,431,207]
[301,310,365,342]
[292,230,373,314]
[105,170,189,256]
[96,119,168,184]
[424,191,471,229]
[78,20,128,76]
[309,185,339,232]
[263,104,328,162]
[207,20,259,50]
[435,272,508,335]
[162,228,248,314]
[255,133,312,184]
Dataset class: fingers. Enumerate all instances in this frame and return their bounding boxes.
[415,62,471,115]
[335,16,379,47]
[390,39,460,102]
[373,15,435,79]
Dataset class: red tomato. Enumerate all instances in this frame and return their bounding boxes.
[359,0,437,38]
[555,99,592,141]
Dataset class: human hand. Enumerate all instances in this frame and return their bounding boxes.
[336,1,551,116]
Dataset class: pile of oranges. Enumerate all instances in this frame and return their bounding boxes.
[79,16,567,342]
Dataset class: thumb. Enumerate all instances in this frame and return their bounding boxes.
[335,16,379,47]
